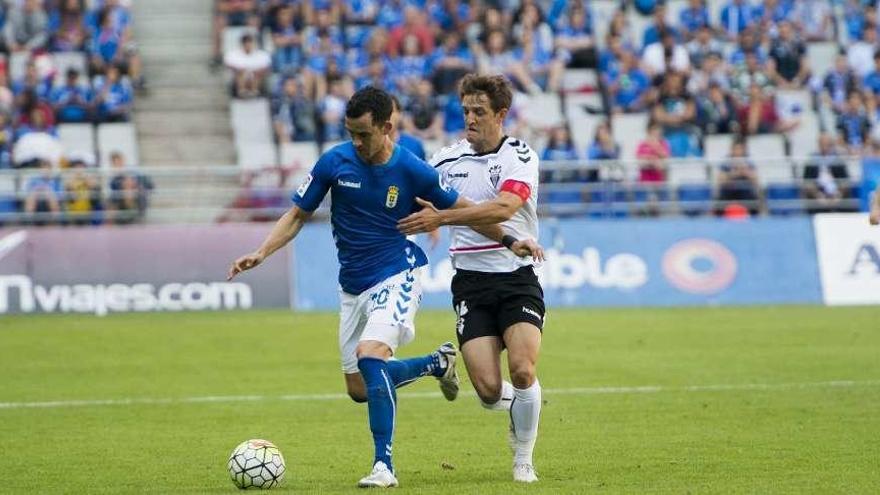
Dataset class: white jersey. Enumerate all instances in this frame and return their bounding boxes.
[430,136,540,273]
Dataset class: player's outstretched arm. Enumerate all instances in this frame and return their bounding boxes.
[398,192,524,234]
[227,206,312,280]
[870,185,880,226]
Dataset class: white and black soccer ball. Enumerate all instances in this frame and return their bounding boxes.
[227,439,286,489]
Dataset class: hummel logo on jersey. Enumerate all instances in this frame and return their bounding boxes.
[337,179,361,188]
[521,306,542,320]
[448,172,469,178]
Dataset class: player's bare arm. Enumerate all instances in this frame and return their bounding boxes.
[227,205,312,280]
[399,191,523,232]
[401,195,543,261]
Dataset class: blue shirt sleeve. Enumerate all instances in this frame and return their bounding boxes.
[411,159,458,210]
[291,152,333,211]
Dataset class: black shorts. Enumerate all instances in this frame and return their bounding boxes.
[451,266,545,347]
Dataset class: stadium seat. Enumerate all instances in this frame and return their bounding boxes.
[808,43,841,82]
[588,187,629,218]
[591,1,623,51]
[279,142,320,170]
[786,110,821,158]
[561,69,598,93]
[677,183,714,216]
[612,113,650,162]
[746,134,786,160]
[231,99,276,169]
[756,159,796,186]
[58,124,96,162]
[0,174,17,222]
[97,123,139,168]
[523,93,564,129]
[766,183,804,215]
[704,134,735,162]
[564,96,603,155]
[668,161,711,185]
[51,52,88,85]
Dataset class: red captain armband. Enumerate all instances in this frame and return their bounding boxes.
[500,180,531,202]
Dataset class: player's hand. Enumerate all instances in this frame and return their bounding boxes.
[227,252,264,280]
[870,210,880,225]
[398,198,442,234]
[510,238,545,262]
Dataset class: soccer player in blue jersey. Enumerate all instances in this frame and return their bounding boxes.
[228,86,542,488]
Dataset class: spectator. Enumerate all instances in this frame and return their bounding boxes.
[642,29,690,78]
[719,0,758,41]
[730,52,773,104]
[738,83,783,135]
[390,95,425,160]
[17,89,56,128]
[606,51,651,114]
[728,29,767,68]
[51,0,89,52]
[477,28,542,94]
[12,62,52,102]
[687,51,730,94]
[553,3,596,69]
[428,31,474,95]
[403,79,442,141]
[319,76,353,142]
[392,34,428,96]
[90,7,126,75]
[652,72,699,157]
[64,159,102,225]
[212,0,259,66]
[23,160,62,226]
[698,82,738,134]
[356,56,397,94]
[541,125,578,162]
[803,133,852,212]
[224,33,271,98]
[387,6,434,56]
[93,64,133,122]
[821,54,859,114]
[836,92,871,154]
[439,90,465,142]
[349,29,391,82]
[679,0,711,39]
[4,0,49,53]
[16,107,57,141]
[0,113,14,169]
[51,69,93,123]
[642,3,678,50]
[767,21,810,89]
[0,71,14,115]
[271,5,304,73]
[848,26,878,78]
[515,23,565,93]
[793,0,833,42]
[636,122,670,182]
[756,0,793,32]
[107,151,153,224]
[718,139,760,214]
[686,25,723,70]
[586,121,620,178]
[272,77,316,143]
[862,50,880,97]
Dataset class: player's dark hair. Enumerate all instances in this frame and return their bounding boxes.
[389,94,401,112]
[345,86,393,126]
[458,74,513,114]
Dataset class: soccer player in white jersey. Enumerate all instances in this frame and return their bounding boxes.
[398,74,546,483]
[228,86,542,488]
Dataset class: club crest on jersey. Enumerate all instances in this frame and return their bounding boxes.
[488,161,502,188]
[386,185,399,208]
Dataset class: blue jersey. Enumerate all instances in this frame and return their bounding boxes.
[293,142,459,295]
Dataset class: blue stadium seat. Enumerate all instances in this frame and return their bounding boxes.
[766,183,804,216]
[677,184,713,216]
[588,188,629,218]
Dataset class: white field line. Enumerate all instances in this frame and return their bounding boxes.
[1,380,878,411]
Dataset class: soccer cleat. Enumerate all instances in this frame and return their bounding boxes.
[435,342,459,401]
[357,461,399,488]
[513,463,539,483]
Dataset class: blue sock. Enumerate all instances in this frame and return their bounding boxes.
[387,353,444,388]
[357,357,396,472]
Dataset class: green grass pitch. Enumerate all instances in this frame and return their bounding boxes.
[1,306,879,494]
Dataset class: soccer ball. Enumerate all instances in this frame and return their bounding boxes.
[227,439,286,489]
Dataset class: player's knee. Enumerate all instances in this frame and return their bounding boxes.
[509,364,536,390]
[474,381,503,406]
[347,390,368,403]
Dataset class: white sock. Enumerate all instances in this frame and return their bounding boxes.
[480,380,514,411]
[511,379,541,466]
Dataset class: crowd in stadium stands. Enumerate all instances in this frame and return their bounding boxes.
[0,0,150,226]
[216,0,880,217]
